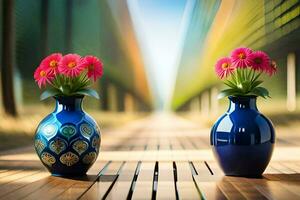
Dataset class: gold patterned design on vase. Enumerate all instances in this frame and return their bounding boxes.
[82,152,97,164]
[41,152,56,166]
[60,124,76,139]
[80,123,93,138]
[49,138,67,155]
[72,140,88,155]
[92,136,100,150]
[35,139,45,154]
[60,152,79,166]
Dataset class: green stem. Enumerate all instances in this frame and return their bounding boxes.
[252,72,262,82]
[250,69,256,82]
[231,71,237,84]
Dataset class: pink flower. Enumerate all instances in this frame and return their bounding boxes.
[82,56,103,81]
[231,47,253,68]
[265,60,277,76]
[34,66,55,88]
[58,54,85,77]
[215,57,235,79]
[249,51,270,71]
[40,53,62,74]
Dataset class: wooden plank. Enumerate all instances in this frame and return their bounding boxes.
[193,162,216,181]
[246,178,300,199]
[0,170,39,186]
[205,161,224,176]
[105,162,138,199]
[0,170,24,179]
[224,177,268,200]
[264,163,295,181]
[0,176,56,200]
[80,161,124,200]
[0,171,49,197]
[55,161,108,199]
[170,137,183,150]
[179,137,195,150]
[217,178,246,199]
[206,161,300,199]
[270,162,297,174]
[278,181,300,197]
[22,176,78,200]
[176,162,200,199]
[132,162,155,200]
[0,161,107,200]
[193,162,227,200]
[22,162,108,200]
[282,162,300,173]
[156,162,176,199]
[146,138,159,150]
[264,162,300,196]
[158,138,171,150]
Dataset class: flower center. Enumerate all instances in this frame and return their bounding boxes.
[222,63,229,69]
[68,62,76,68]
[254,58,262,64]
[238,53,246,59]
[89,65,94,70]
[40,70,46,77]
[49,60,58,68]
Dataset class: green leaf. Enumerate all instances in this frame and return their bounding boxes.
[40,88,61,101]
[75,89,100,99]
[250,80,263,89]
[252,73,261,82]
[218,89,238,99]
[60,85,72,95]
[251,87,270,98]
[241,81,251,93]
[224,80,237,89]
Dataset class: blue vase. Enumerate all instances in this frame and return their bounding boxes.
[210,96,275,177]
[34,96,101,176]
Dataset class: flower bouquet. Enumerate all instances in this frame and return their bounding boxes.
[210,47,276,177]
[215,47,277,99]
[33,53,103,176]
[34,53,103,100]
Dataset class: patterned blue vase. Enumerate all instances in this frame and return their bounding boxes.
[34,96,101,176]
[210,96,275,177]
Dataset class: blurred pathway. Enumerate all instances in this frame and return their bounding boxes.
[0,113,299,199]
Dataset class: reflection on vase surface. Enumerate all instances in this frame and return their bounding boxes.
[211,96,275,177]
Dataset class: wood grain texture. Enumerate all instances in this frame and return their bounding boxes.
[0,114,300,199]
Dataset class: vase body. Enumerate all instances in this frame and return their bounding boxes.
[210,96,275,177]
[34,96,101,176]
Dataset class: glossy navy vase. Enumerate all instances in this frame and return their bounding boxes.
[210,96,275,177]
[34,96,101,176]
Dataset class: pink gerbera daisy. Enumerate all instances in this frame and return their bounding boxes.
[231,47,253,68]
[58,54,85,77]
[249,51,270,71]
[40,53,62,74]
[34,66,55,88]
[82,55,104,81]
[265,60,277,76]
[215,57,235,79]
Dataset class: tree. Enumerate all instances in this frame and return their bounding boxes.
[1,0,17,117]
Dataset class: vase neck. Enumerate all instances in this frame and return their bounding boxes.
[228,96,258,112]
[54,96,84,112]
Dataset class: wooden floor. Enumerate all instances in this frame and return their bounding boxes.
[0,113,300,200]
